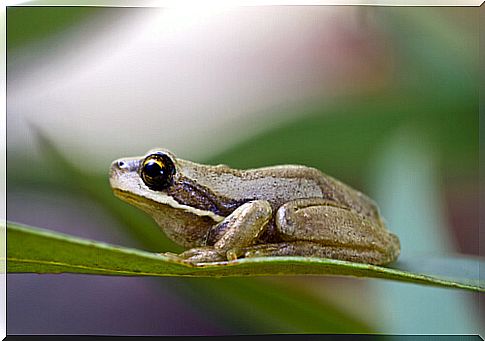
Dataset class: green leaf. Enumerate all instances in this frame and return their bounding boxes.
[6,221,483,292]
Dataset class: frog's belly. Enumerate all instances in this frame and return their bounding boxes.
[152,205,215,248]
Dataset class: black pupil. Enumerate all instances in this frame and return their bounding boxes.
[144,161,163,178]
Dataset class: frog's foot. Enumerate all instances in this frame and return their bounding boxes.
[241,241,395,265]
[177,247,227,264]
[159,252,187,262]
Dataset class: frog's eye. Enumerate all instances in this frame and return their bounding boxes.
[140,153,176,191]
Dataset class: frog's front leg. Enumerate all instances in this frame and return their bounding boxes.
[178,200,272,263]
[243,198,400,265]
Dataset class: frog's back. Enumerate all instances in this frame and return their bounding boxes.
[244,165,381,223]
[184,162,381,222]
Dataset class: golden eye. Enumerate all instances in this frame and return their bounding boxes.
[140,153,176,191]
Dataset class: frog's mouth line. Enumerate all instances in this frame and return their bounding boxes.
[111,188,224,222]
[112,188,161,211]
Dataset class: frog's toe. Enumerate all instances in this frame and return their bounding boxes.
[159,252,186,262]
[178,247,226,264]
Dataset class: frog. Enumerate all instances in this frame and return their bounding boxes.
[109,149,400,265]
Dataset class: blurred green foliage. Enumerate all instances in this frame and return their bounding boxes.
[208,95,477,186]
[7,7,103,50]
[208,9,478,184]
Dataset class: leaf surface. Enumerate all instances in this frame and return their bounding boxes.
[6,222,483,292]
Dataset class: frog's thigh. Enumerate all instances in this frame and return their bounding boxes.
[274,198,399,264]
[206,200,272,260]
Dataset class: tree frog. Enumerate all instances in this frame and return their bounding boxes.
[109,149,400,265]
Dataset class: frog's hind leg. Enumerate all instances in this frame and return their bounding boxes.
[249,198,400,265]
[242,241,390,265]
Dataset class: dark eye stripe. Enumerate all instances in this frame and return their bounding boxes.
[166,176,248,217]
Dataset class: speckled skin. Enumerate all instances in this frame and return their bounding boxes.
[109,149,400,265]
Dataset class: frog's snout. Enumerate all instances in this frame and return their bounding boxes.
[109,159,126,178]
[109,160,124,189]
[111,159,127,172]
[109,158,141,184]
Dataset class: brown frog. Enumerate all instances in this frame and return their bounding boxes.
[109,149,400,265]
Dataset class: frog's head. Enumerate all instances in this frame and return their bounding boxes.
[109,149,224,222]
[110,148,175,190]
